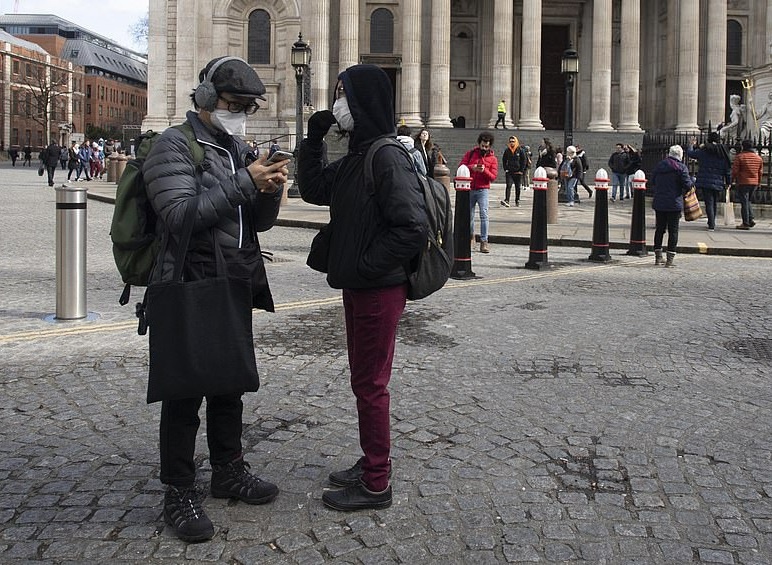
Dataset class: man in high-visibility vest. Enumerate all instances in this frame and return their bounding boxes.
[495,99,507,129]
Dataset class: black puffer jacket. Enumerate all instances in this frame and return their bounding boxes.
[144,110,281,311]
[297,65,428,290]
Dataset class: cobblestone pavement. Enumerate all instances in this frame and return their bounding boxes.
[1,167,771,564]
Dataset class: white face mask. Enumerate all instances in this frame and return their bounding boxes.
[210,109,247,136]
[332,97,355,132]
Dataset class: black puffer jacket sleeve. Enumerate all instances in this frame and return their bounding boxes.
[297,139,340,206]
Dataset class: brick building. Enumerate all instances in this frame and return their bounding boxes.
[0,14,147,148]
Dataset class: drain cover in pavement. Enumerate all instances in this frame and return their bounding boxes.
[725,338,772,364]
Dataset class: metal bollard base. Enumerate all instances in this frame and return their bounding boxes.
[43,312,101,324]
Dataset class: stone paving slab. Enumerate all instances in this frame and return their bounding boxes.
[0,164,771,563]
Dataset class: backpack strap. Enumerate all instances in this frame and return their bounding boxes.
[363,136,407,196]
[171,122,206,166]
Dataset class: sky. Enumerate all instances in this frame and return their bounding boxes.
[0,0,149,52]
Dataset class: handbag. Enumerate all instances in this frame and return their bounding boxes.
[145,203,259,403]
[306,223,331,273]
[683,187,703,221]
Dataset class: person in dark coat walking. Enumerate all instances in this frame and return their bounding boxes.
[22,145,32,166]
[297,64,428,512]
[687,132,731,231]
[41,141,61,186]
[143,56,288,543]
[650,145,693,267]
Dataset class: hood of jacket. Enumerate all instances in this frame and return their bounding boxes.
[338,65,395,152]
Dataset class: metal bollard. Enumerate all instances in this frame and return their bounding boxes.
[525,167,550,270]
[450,165,475,279]
[588,168,612,262]
[626,170,648,256]
[55,184,88,319]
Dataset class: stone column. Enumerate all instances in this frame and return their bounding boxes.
[309,0,331,110]
[339,0,359,73]
[2,49,10,145]
[173,0,197,124]
[142,0,171,131]
[400,0,423,127]
[675,0,700,132]
[617,0,642,132]
[490,0,513,129]
[518,0,543,129]
[427,0,452,128]
[587,0,614,131]
[704,0,727,129]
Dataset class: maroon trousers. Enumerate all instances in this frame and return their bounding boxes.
[342,284,407,492]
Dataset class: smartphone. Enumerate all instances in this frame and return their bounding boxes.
[268,150,293,163]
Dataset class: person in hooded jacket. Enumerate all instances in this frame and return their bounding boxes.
[687,132,731,231]
[297,64,428,512]
[460,132,498,253]
[142,56,289,543]
[501,135,527,207]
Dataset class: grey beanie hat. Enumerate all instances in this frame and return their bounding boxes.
[200,57,266,100]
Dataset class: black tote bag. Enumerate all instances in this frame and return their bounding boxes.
[145,204,259,403]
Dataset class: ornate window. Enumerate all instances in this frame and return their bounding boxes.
[727,20,742,66]
[248,9,271,65]
[370,8,394,54]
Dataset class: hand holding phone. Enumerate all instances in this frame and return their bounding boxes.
[268,150,293,163]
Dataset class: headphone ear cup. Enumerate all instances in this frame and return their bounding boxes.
[195,80,218,111]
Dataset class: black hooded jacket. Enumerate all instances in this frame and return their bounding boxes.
[297,65,428,290]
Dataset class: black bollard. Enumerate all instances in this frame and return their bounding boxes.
[525,168,550,270]
[451,166,475,279]
[626,170,648,256]
[588,170,612,262]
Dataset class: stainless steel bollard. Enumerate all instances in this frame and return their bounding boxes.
[55,184,88,320]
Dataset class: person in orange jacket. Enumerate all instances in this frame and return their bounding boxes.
[731,139,764,229]
[460,132,498,253]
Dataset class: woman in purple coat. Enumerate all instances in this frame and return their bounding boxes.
[649,145,693,267]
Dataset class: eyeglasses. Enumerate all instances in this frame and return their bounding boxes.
[219,97,260,115]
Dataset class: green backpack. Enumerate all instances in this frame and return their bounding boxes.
[110,122,205,306]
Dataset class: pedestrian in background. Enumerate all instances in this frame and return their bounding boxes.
[413,128,438,178]
[650,145,692,267]
[297,64,428,512]
[608,143,630,202]
[77,141,92,181]
[8,146,18,166]
[22,145,32,166]
[575,144,593,198]
[67,141,79,181]
[523,145,532,188]
[687,132,731,231]
[59,145,68,170]
[501,135,527,207]
[41,140,60,187]
[559,145,581,207]
[396,124,427,176]
[625,144,642,199]
[460,132,498,253]
[143,56,287,542]
[494,99,507,129]
[731,139,763,230]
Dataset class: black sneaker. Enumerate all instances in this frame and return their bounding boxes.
[322,481,392,511]
[500,200,510,208]
[328,457,392,487]
[211,459,278,505]
[163,485,214,543]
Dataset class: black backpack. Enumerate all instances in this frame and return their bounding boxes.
[363,137,453,300]
[110,123,204,307]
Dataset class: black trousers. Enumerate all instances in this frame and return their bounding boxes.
[654,210,680,252]
[159,393,243,487]
[504,172,522,204]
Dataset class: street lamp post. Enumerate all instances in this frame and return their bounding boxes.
[561,44,579,151]
[287,33,311,198]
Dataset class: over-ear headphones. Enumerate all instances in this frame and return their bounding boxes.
[194,56,246,111]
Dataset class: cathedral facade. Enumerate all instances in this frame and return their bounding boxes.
[143,1,772,140]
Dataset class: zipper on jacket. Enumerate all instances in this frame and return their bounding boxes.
[198,138,244,249]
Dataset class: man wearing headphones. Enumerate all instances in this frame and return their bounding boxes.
[143,56,289,543]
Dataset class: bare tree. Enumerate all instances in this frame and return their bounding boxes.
[17,58,72,144]
[129,14,149,51]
